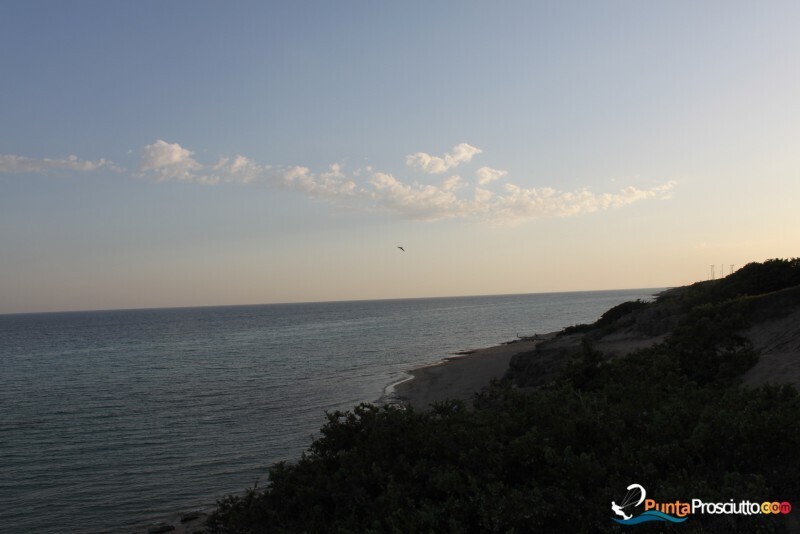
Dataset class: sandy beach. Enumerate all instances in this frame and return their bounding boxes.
[393,338,542,409]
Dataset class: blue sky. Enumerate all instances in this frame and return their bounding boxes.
[2,1,799,313]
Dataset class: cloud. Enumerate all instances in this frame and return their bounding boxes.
[282,164,358,198]
[128,138,675,222]
[406,143,482,174]
[4,140,677,225]
[369,172,467,220]
[138,141,269,185]
[442,175,464,191]
[476,166,507,185]
[483,181,677,224]
[362,176,676,223]
[209,155,265,184]
[474,187,494,205]
[139,140,202,182]
[0,154,118,173]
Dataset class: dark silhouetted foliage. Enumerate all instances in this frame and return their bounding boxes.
[208,260,800,533]
[595,299,651,328]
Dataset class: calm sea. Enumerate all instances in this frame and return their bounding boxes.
[0,289,660,532]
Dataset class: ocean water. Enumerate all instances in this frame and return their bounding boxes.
[0,289,660,532]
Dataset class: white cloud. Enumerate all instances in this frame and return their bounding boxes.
[282,164,357,198]
[361,176,676,223]
[321,163,343,178]
[369,172,467,221]
[210,155,265,184]
[139,140,202,182]
[351,165,373,177]
[282,166,314,189]
[474,187,494,205]
[138,141,268,185]
[442,175,464,191]
[0,154,118,173]
[4,141,677,225]
[405,143,482,174]
[476,166,508,185]
[483,181,677,224]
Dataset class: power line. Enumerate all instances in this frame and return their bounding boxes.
[709,263,737,280]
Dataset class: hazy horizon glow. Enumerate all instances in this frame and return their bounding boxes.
[2,1,799,314]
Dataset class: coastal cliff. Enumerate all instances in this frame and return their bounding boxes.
[506,258,800,390]
[207,259,800,533]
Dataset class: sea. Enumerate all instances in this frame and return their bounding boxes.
[0,289,661,533]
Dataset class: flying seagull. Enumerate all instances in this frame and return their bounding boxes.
[397,246,405,252]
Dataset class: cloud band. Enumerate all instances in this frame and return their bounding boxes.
[1,141,676,224]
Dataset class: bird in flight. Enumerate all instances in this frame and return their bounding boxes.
[397,246,405,252]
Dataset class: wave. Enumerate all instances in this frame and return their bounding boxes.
[613,510,688,524]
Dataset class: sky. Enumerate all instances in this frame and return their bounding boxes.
[1,1,799,314]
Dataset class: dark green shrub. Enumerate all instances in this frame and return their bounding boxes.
[208,258,800,533]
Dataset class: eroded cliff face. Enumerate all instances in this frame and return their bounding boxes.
[505,285,687,388]
[505,311,670,389]
[505,263,800,390]
[744,298,800,386]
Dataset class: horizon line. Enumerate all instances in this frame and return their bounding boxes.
[0,286,670,317]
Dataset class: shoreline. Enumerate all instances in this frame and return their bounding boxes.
[393,333,557,409]
[132,508,210,534]
[140,334,557,531]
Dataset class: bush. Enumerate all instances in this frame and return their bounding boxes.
[208,351,799,533]
[208,259,800,533]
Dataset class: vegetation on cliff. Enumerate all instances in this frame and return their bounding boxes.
[208,259,800,533]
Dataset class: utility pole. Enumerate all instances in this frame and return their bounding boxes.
[710,265,715,280]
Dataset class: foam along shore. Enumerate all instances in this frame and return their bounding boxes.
[394,335,554,409]
[139,336,547,531]
[134,509,209,534]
